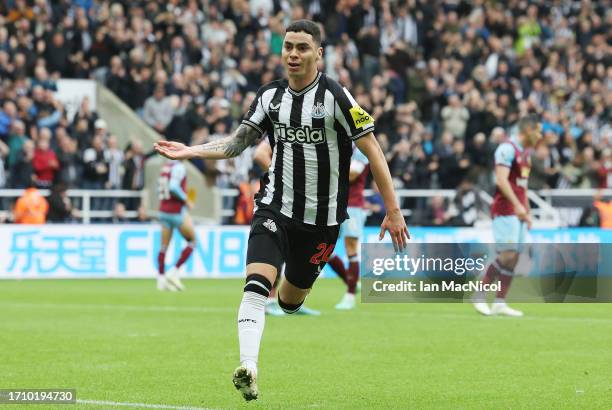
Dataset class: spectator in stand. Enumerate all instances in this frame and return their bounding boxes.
[143,85,175,136]
[32,127,59,188]
[7,120,27,169]
[71,96,99,134]
[82,134,109,211]
[0,100,18,142]
[424,195,449,226]
[13,179,48,225]
[47,183,77,223]
[106,134,124,190]
[599,149,612,189]
[441,94,470,139]
[122,139,146,209]
[0,139,7,188]
[55,133,81,188]
[72,118,93,151]
[10,139,35,188]
[111,202,129,223]
[530,142,551,190]
[440,138,471,189]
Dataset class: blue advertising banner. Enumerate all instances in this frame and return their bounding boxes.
[0,225,610,279]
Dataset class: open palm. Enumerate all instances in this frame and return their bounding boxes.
[154,141,194,160]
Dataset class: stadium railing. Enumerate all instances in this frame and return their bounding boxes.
[1,188,601,227]
[0,189,142,223]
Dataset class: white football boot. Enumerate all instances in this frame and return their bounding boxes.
[491,302,523,317]
[335,293,356,310]
[472,302,492,316]
[165,266,185,291]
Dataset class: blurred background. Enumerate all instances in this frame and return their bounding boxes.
[0,0,610,277]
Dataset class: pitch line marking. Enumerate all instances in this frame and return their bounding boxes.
[77,399,214,410]
[2,302,612,324]
[0,302,234,314]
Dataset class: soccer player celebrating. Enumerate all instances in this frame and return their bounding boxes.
[327,146,369,310]
[154,20,409,401]
[156,159,196,291]
[472,115,542,317]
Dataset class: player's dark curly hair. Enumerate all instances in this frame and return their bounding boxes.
[286,20,321,45]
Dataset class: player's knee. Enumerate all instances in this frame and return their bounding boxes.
[277,296,303,314]
[244,274,272,298]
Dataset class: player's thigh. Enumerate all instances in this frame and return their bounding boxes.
[178,212,196,242]
[493,215,522,252]
[159,216,175,248]
[246,210,286,283]
[284,224,340,291]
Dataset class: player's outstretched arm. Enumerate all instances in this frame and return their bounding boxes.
[154,124,261,160]
[355,133,410,252]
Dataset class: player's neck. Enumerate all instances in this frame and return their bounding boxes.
[288,69,319,93]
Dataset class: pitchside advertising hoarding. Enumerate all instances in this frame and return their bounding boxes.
[0,225,610,279]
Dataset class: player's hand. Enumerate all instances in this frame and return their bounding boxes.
[515,203,528,222]
[526,212,533,230]
[379,208,410,252]
[185,199,194,210]
[154,141,194,160]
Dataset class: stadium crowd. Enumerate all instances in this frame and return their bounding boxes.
[0,0,610,225]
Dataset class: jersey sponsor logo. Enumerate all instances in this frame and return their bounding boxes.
[269,102,281,112]
[349,106,373,129]
[311,101,327,119]
[263,219,277,232]
[274,122,326,144]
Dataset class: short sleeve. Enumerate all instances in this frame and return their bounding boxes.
[494,143,515,167]
[241,87,270,136]
[170,162,186,183]
[334,86,375,141]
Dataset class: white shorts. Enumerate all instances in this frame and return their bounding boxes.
[339,207,366,239]
[492,215,527,252]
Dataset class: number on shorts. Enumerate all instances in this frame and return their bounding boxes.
[309,243,335,265]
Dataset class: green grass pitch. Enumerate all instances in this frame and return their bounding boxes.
[1,279,611,409]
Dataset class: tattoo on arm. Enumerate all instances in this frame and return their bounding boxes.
[223,124,261,157]
[194,124,261,159]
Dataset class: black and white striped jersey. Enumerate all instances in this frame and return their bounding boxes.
[242,72,375,226]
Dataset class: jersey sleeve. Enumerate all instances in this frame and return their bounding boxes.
[334,87,375,141]
[169,163,187,201]
[494,143,515,167]
[241,87,271,136]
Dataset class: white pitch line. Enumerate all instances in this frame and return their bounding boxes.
[77,399,214,410]
[0,302,234,314]
[2,301,612,325]
[325,309,612,325]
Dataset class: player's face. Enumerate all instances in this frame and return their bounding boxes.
[282,31,322,80]
[525,123,543,147]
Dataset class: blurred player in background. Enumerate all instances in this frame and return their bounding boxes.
[156,159,195,291]
[327,146,369,310]
[473,116,542,317]
[155,20,408,402]
[252,139,321,316]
